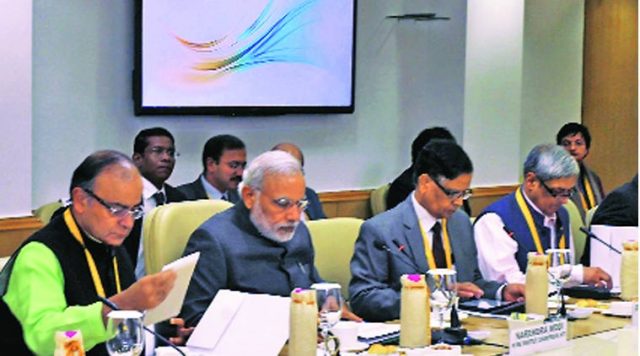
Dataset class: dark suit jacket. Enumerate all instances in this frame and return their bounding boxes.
[581,175,638,266]
[122,184,186,268]
[177,176,240,203]
[349,196,500,321]
[305,187,326,220]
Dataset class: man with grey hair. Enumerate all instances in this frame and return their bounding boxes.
[474,144,611,287]
[178,151,325,327]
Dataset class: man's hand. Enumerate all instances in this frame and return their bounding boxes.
[105,270,177,319]
[455,282,484,299]
[502,283,525,302]
[168,318,195,346]
[583,267,612,288]
[341,303,363,322]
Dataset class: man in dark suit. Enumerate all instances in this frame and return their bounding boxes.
[272,142,326,220]
[126,127,186,278]
[581,174,638,265]
[386,127,471,215]
[349,140,524,321]
[178,134,246,203]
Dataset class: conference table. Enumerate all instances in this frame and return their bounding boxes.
[279,303,634,355]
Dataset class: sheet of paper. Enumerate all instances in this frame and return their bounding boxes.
[187,290,290,356]
[590,225,638,289]
[144,252,200,325]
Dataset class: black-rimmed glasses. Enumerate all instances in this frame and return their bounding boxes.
[432,178,472,201]
[537,178,576,198]
[83,188,144,220]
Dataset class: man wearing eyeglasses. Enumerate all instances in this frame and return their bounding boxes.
[349,140,525,322]
[0,150,176,355]
[128,127,186,278]
[178,134,246,203]
[179,151,361,327]
[474,144,611,287]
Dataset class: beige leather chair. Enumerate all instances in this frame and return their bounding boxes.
[370,184,390,216]
[33,200,64,225]
[564,199,586,263]
[143,199,234,275]
[306,217,364,299]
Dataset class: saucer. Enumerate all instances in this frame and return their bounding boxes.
[340,340,370,352]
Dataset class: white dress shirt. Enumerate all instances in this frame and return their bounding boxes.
[474,188,583,286]
[135,177,166,279]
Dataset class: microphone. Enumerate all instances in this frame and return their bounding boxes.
[579,227,622,255]
[98,296,186,356]
[373,240,421,272]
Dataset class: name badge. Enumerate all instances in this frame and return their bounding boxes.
[509,319,568,355]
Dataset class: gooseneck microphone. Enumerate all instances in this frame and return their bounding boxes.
[99,296,186,356]
[579,227,622,255]
[373,240,421,272]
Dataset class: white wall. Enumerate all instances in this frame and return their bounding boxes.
[21,1,584,212]
[0,0,32,217]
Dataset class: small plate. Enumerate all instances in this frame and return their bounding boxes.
[340,341,370,352]
[467,330,490,341]
[567,308,592,319]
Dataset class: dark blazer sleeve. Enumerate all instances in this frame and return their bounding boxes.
[305,187,326,220]
[177,179,208,201]
[386,168,414,210]
[179,224,228,327]
[349,221,406,322]
[165,184,187,203]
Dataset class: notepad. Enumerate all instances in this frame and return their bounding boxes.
[144,252,200,325]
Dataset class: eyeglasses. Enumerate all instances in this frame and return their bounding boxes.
[272,197,309,211]
[147,146,179,158]
[537,177,576,198]
[225,160,247,170]
[83,188,144,220]
[432,178,472,201]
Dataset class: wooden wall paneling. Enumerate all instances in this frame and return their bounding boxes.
[583,0,638,191]
[0,217,42,257]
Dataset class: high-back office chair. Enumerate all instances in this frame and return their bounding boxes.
[564,199,586,263]
[33,200,64,225]
[143,199,234,275]
[306,217,364,299]
[370,184,390,216]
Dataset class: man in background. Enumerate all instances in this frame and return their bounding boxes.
[474,144,611,287]
[127,127,186,278]
[387,127,471,215]
[0,150,176,355]
[556,122,606,220]
[349,140,524,322]
[272,142,326,220]
[178,134,246,203]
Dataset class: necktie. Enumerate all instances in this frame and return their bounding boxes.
[432,221,446,268]
[153,191,166,206]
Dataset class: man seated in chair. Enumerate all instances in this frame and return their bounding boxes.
[179,151,360,327]
[272,142,326,220]
[126,127,186,278]
[349,140,525,322]
[0,150,176,355]
[474,144,611,287]
[178,134,246,203]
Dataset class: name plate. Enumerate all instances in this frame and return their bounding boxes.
[509,319,568,355]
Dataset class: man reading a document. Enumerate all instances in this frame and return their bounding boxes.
[0,150,176,355]
[180,150,360,327]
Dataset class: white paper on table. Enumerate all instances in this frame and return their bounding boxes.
[187,290,290,356]
[144,252,200,325]
[589,225,638,290]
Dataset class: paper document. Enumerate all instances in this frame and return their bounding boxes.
[144,252,200,325]
[187,290,290,355]
[590,225,638,290]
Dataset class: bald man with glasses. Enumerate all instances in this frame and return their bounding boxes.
[474,144,611,287]
[349,140,525,322]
